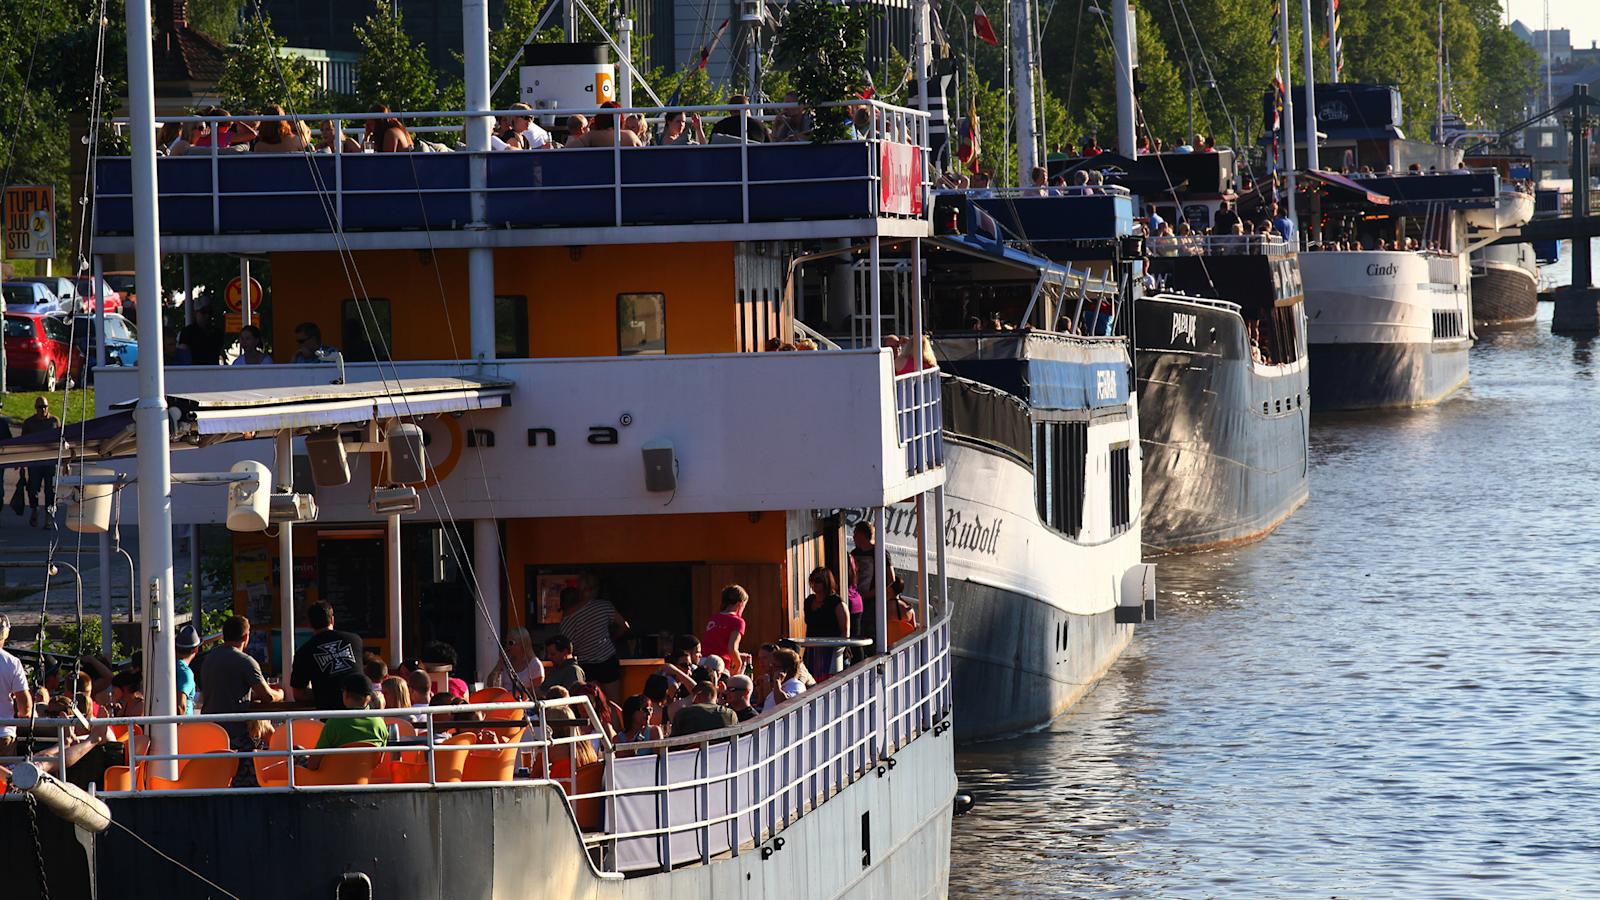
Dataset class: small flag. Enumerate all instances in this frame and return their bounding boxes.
[957,112,981,171]
[973,4,1000,46]
[1329,0,1343,78]
[698,19,730,70]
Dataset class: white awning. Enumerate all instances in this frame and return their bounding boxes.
[157,376,514,435]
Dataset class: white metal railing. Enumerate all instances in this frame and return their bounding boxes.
[582,615,951,873]
[0,615,952,877]
[894,366,944,477]
[958,184,1134,198]
[105,100,933,235]
[1148,235,1292,257]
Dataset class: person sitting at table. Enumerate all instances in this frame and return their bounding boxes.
[545,704,599,769]
[379,675,411,714]
[419,641,470,698]
[542,635,586,692]
[572,681,620,742]
[641,673,674,731]
[304,673,388,770]
[618,694,663,753]
[760,648,808,712]
[724,674,758,722]
[487,626,545,695]
[670,680,738,738]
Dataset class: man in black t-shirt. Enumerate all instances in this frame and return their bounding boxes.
[290,601,365,709]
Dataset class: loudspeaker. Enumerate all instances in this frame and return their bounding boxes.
[60,465,114,533]
[305,431,350,487]
[386,423,428,485]
[226,460,271,532]
[642,441,676,492]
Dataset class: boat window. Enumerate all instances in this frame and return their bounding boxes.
[1110,443,1132,535]
[495,295,529,358]
[1034,421,1087,538]
[618,293,666,356]
[341,298,392,362]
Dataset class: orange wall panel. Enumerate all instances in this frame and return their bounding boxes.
[268,244,737,361]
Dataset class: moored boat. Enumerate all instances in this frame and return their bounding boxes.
[0,2,960,894]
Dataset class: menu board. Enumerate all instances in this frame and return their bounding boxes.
[316,535,386,638]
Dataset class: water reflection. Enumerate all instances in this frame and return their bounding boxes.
[950,305,1600,897]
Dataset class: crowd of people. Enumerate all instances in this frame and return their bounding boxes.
[0,551,926,789]
[157,93,875,158]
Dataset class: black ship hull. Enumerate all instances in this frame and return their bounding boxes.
[1134,296,1310,552]
[1307,339,1470,410]
[949,578,1133,741]
[1471,264,1539,325]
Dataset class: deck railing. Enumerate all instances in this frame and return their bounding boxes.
[894,366,944,477]
[0,615,952,877]
[95,101,932,238]
[1148,235,1292,256]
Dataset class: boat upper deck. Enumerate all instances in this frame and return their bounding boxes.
[93,102,932,254]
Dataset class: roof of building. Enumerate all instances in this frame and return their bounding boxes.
[153,0,227,85]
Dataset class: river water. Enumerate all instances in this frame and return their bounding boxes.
[949,304,1600,897]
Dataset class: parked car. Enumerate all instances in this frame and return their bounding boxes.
[3,281,62,315]
[69,276,122,315]
[4,310,77,389]
[103,270,138,317]
[67,312,139,378]
[15,275,77,311]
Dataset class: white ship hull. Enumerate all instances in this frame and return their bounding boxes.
[1301,250,1473,409]
[888,415,1144,740]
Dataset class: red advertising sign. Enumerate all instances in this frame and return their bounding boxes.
[878,142,924,216]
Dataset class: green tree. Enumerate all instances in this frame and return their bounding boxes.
[773,0,872,141]
[187,0,246,43]
[353,0,442,113]
[215,12,321,113]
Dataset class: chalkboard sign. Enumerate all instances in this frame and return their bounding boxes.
[317,535,386,638]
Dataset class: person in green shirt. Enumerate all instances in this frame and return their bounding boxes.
[306,673,388,770]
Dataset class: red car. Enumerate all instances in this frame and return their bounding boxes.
[70,276,123,315]
[4,311,79,389]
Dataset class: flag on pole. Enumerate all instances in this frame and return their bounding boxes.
[1269,3,1284,175]
[973,4,1000,46]
[698,19,731,70]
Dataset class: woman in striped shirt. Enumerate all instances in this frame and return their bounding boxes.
[558,586,629,700]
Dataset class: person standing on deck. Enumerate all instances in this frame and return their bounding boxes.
[558,585,628,701]
[702,585,748,675]
[850,521,895,655]
[0,614,34,759]
[291,601,364,709]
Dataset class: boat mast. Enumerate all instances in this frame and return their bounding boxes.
[1436,0,1445,146]
[125,0,180,778]
[1111,0,1137,156]
[1299,0,1319,173]
[1277,0,1298,224]
[1011,0,1038,179]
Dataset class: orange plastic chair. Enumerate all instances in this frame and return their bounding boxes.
[102,766,134,791]
[886,618,917,646]
[391,732,476,784]
[462,728,521,783]
[469,687,525,724]
[298,742,385,787]
[254,720,325,788]
[146,722,235,791]
[548,760,606,832]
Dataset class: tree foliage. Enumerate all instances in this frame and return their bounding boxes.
[773,0,873,142]
[215,12,321,113]
[354,1,442,113]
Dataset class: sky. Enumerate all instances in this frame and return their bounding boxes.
[1503,0,1600,51]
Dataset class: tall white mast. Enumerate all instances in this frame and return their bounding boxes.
[1112,0,1137,156]
[1278,0,1298,221]
[1011,0,1039,178]
[1300,0,1319,172]
[125,0,179,779]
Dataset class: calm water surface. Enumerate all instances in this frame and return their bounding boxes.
[949,305,1600,897]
